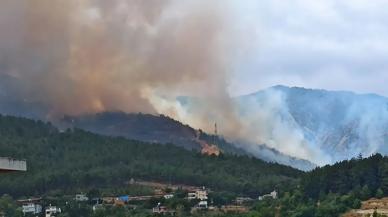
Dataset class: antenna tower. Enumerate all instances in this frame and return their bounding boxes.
[214,122,218,146]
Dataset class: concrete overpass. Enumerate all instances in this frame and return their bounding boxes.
[0,157,26,172]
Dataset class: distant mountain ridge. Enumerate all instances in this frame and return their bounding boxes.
[5,84,384,168]
[0,85,317,170]
[238,85,388,164]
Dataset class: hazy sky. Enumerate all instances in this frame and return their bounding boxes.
[229,0,388,96]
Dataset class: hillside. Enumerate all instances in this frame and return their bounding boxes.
[0,114,302,197]
[249,154,388,217]
[4,85,385,168]
[60,112,246,155]
[2,114,388,216]
[60,112,315,171]
[343,197,388,216]
[237,86,388,164]
[301,154,388,199]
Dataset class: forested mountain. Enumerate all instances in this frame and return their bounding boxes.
[302,154,388,199]
[60,112,246,155]
[237,86,388,164]
[60,112,315,171]
[250,154,388,217]
[3,114,388,217]
[4,85,387,169]
[0,114,301,197]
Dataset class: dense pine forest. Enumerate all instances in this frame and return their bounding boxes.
[302,154,388,199]
[2,114,388,216]
[250,154,388,217]
[0,115,300,197]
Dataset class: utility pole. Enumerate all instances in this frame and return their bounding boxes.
[214,123,217,146]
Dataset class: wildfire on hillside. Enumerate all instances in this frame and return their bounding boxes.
[195,130,221,156]
[200,143,220,156]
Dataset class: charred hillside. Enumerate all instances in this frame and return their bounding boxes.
[60,112,247,155]
[60,111,315,170]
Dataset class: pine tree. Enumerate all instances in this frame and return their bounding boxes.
[360,185,372,200]
[379,162,388,194]
[376,188,384,199]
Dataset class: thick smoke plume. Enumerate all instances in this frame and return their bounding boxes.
[0,0,233,117]
[0,0,324,165]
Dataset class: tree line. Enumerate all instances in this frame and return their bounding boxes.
[0,114,301,197]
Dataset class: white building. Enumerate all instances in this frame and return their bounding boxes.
[163,194,174,199]
[187,189,208,200]
[45,206,61,217]
[197,201,208,209]
[258,190,278,201]
[75,194,89,202]
[22,203,42,215]
[196,190,208,200]
[187,192,197,200]
[270,190,278,199]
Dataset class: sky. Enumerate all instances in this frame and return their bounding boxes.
[229,0,388,96]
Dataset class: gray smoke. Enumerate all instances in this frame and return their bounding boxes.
[2,0,366,166]
[0,0,234,117]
